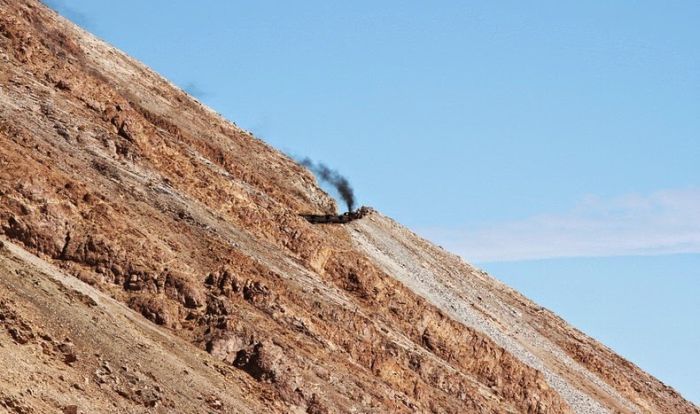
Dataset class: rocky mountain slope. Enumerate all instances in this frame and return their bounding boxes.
[0,1,697,413]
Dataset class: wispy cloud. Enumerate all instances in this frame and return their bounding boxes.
[423,188,700,263]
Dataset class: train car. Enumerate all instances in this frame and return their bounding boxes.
[301,206,373,224]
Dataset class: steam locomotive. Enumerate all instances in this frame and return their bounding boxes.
[301,206,373,224]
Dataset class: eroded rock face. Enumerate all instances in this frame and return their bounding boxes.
[0,1,697,414]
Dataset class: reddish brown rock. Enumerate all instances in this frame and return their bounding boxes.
[0,1,697,413]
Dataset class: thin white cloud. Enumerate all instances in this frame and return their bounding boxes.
[423,188,700,263]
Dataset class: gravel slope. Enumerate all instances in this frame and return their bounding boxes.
[349,213,695,413]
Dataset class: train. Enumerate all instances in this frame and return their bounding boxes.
[301,206,373,224]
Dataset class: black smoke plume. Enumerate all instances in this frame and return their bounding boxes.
[300,158,355,212]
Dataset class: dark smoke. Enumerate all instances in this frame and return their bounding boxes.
[182,81,208,99]
[300,158,355,212]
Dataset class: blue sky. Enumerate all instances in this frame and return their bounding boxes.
[46,1,699,404]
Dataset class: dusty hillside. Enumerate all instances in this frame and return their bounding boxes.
[0,238,274,413]
[0,1,697,413]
